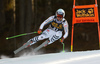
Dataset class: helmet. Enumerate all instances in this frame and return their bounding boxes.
[56,9,65,18]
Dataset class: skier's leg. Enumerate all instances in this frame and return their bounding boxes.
[30,35,47,45]
[47,31,62,45]
[28,29,50,46]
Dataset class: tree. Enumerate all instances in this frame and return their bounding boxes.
[0,0,5,30]
[24,0,32,40]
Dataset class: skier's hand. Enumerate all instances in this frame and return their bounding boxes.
[38,29,42,34]
[60,37,64,43]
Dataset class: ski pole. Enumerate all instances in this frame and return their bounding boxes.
[60,39,65,52]
[62,42,65,52]
[6,31,38,40]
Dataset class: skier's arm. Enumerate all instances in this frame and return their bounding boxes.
[63,21,69,39]
[39,16,54,30]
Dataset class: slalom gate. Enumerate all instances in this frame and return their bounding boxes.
[71,0,100,51]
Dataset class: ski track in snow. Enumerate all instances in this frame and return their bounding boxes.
[0,50,100,64]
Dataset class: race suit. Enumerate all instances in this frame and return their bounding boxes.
[30,15,68,45]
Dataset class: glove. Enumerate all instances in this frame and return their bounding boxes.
[38,29,42,34]
[60,37,64,43]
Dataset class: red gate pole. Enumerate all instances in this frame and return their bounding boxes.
[97,22,100,48]
[71,0,76,52]
[95,0,100,48]
[71,25,74,52]
[95,0,97,4]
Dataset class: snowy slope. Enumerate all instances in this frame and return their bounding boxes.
[0,50,100,64]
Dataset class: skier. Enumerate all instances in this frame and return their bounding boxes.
[26,8,69,47]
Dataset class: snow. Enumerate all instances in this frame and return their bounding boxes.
[0,50,100,64]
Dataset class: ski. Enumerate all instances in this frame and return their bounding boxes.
[14,40,49,54]
[14,40,32,54]
[33,40,49,52]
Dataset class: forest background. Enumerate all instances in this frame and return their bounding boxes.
[0,0,100,57]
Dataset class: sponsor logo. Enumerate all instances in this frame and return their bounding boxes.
[75,8,94,18]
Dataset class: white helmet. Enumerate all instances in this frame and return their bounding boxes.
[56,9,65,17]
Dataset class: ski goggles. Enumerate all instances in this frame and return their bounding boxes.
[57,14,63,18]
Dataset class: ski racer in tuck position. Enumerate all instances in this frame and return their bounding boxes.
[27,8,69,48]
